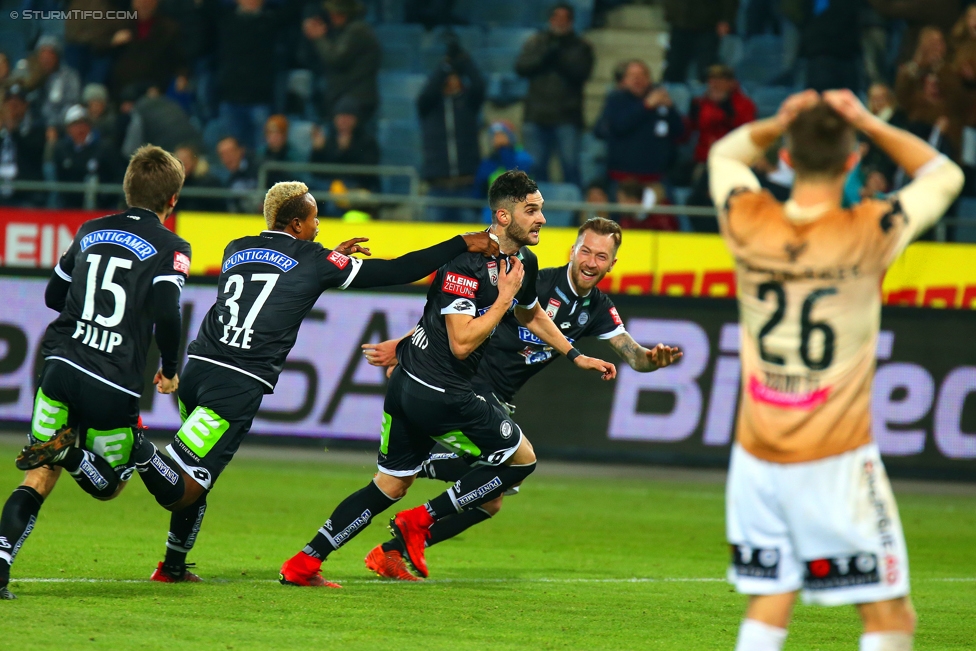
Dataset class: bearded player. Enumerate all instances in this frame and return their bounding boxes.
[359,217,682,581]
[709,90,963,651]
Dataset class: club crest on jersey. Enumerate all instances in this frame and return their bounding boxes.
[577,311,589,326]
[487,260,498,286]
[500,421,514,439]
[173,251,190,274]
[443,272,479,298]
[545,298,560,320]
[222,248,298,273]
[80,229,157,260]
[327,250,350,269]
[609,306,623,326]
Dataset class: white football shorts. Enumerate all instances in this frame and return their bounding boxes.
[726,442,910,606]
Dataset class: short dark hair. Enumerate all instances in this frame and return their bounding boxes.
[786,102,855,178]
[488,170,539,215]
[551,2,574,19]
[123,145,185,213]
[578,217,622,251]
[616,179,644,202]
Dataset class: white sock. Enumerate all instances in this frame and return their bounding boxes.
[860,632,913,651]
[735,619,788,651]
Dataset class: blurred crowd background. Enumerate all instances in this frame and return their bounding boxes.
[2,0,976,239]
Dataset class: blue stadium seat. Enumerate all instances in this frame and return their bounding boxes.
[0,30,27,63]
[579,132,607,187]
[537,181,582,227]
[735,35,784,85]
[378,118,422,170]
[378,72,428,100]
[456,0,534,26]
[378,95,418,121]
[375,24,425,72]
[751,85,792,119]
[486,72,529,106]
[474,47,522,75]
[956,198,976,243]
[485,27,536,52]
[662,83,692,115]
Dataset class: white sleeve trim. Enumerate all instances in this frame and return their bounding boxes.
[54,262,72,282]
[521,297,539,310]
[153,275,186,290]
[440,297,477,316]
[596,325,627,340]
[912,154,948,179]
[338,256,364,290]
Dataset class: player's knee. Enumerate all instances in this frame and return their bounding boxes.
[22,466,62,498]
[507,437,536,466]
[95,480,128,502]
[374,472,414,500]
[480,495,504,516]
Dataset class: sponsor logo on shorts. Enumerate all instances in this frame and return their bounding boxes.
[443,272,479,298]
[192,468,212,485]
[455,476,503,507]
[327,250,351,269]
[500,421,513,439]
[173,251,190,275]
[731,544,780,579]
[864,459,900,585]
[0,536,10,549]
[151,454,180,485]
[804,553,881,590]
[333,509,371,546]
[118,466,135,482]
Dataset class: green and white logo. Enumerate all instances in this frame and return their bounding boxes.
[31,389,68,442]
[177,407,230,457]
[87,427,133,467]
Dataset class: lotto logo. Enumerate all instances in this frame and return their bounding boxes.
[443,272,479,298]
[609,307,623,326]
[0,536,10,549]
[328,250,350,269]
[173,251,190,274]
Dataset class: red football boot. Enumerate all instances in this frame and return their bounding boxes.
[365,544,422,582]
[150,562,203,583]
[278,551,341,588]
[389,506,434,578]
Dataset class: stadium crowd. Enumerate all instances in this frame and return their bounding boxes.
[1,0,975,238]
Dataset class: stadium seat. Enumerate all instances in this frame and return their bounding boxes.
[378,118,423,170]
[735,35,784,86]
[751,85,792,119]
[378,72,428,101]
[579,132,607,187]
[956,198,976,243]
[662,83,692,115]
[456,0,534,26]
[485,27,536,52]
[474,47,523,75]
[0,29,27,63]
[375,24,425,72]
[537,181,582,227]
[486,72,529,106]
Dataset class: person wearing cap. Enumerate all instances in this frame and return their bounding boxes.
[82,83,116,141]
[303,0,380,122]
[19,36,82,128]
[0,84,46,207]
[310,96,380,192]
[418,39,485,223]
[53,104,119,208]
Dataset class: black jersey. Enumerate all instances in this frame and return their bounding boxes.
[396,247,539,393]
[186,230,363,392]
[476,264,626,402]
[42,208,192,397]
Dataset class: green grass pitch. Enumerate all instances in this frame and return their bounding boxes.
[1,438,974,650]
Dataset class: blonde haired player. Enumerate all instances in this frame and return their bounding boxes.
[708,89,963,651]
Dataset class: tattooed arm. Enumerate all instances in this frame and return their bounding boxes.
[608,332,682,372]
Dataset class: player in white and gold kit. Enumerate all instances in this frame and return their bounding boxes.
[708,90,964,651]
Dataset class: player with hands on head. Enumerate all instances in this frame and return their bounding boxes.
[361,217,681,580]
[280,171,618,587]
[708,89,963,651]
[125,180,498,584]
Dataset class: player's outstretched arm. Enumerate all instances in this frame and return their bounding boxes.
[445,256,524,360]
[608,333,683,372]
[348,233,500,289]
[516,302,617,380]
[362,329,414,368]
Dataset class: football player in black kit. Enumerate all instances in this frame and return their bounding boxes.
[117,181,500,583]
[1,146,191,599]
[280,171,618,587]
[360,217,683,580]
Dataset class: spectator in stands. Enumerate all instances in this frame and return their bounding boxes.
[259,115,306,188]
[0,85,46,207]
[661,0,736,83]
[53,105,118,208]
[578,180,611,223]
[405,0,462,29]
[0,54,11,95]
[82,83,116,142]
[418,41,485,223]
[19,37,82,127]
[207,0,301,152]
[310,97,380,192]
[110,0,186,99]
[950,5,976,51]
[475,121,534,200]
[869,0,962,64]
[594,60,684,186]
[614,179,678,231]
[799,0,862,92]
[120,86,201,158]
[515,3,594,187]
[64,0,124,86]
[174,143,224,212]
[216,135,259,213]
[861,83,909,187]
[685,65,756,205]
[896,27,947,111]
[303,0,380,122]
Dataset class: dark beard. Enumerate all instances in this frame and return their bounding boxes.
[505,220,533,248]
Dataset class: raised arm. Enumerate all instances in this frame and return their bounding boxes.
[348,233,499,289]
[445,257,524,360]
[515,302,616,379]
[608,332,682,372]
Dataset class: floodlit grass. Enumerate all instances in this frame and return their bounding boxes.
[1,440,973,650]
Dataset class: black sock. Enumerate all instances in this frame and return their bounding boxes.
[427,508,492,546]
[66,450,119,499]
[419,453,472,482]
[132,439,186,508]
[425,462,536,520]
[0,486,44,585]
[304,481,398,560]
[163,492,207,568]
[380,538,404,554]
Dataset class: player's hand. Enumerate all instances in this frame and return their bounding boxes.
[335,237,371,257]
[497,255,524,301]
[574,354,617,381]
[774,89,820,131]
[154,370,179,394]
[362,339,398,367]
[647,344,683,369]
[461,231,501,258]
[822,89,873,131]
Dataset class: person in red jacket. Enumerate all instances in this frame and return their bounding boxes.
[686,65,757,213]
